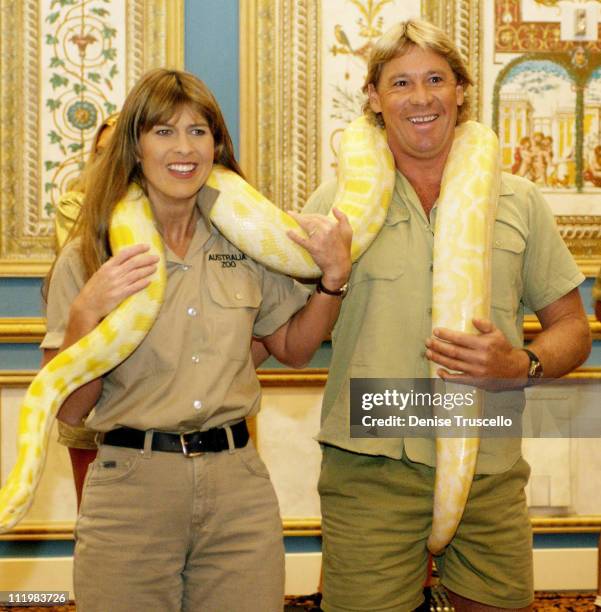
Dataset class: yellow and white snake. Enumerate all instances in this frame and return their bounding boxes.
[0,117,500,556]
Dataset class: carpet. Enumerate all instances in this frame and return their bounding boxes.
[284,590,598,611]
[0,591,596,611]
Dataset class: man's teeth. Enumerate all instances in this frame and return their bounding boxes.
[168,163,195,172]
[409,115,437,124]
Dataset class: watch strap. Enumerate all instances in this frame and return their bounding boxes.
[316,278,348,297]
[523,348,543,382]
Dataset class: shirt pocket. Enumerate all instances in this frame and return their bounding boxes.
[206,268,262,360]
[491,221,526,314]
[350,206,409,287]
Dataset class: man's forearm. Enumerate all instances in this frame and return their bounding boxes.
[527,315,591,379]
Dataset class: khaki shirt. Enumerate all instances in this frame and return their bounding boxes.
[42,186,310,432]
[304,171,584,473]
[54,191,84,248]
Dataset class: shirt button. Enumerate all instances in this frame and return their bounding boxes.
[187,307,198,317]
[235,292,242,300]
[181,264,190,271]
[193,399,202,410]
[191,354,200,364]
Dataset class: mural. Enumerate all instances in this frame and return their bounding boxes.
[584,66,601,187]
[41,1,125,217]
[0,0,182,275]
[498,60,576,188]
[491,0,601,197]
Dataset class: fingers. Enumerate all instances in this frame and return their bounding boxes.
[472,318,494,333]
[425,345,470,375]
[81,245,160,319]
[110,243,152,264]
[331,207,353,237]
[286,229,309,249]
[431,319,496,345]
[287,212,340,249]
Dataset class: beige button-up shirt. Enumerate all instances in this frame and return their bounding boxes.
[304,170,584,474]
[42,186,311,433]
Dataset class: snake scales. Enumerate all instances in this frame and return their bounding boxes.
[0,117,500,555]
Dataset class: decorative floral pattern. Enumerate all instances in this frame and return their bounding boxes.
[66,100,98,130]
[42,0,122,217]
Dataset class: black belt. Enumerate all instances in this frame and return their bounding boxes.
[103,421,249,457]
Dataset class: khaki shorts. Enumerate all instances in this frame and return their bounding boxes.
[57,420,98,450]
[319,445,533,612]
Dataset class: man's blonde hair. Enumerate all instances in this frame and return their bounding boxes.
[362,19,473,126]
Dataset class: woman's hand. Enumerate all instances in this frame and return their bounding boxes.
[70,244,159,330]
[287,208,352,289]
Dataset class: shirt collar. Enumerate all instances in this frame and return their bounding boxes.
[163,184,220,264]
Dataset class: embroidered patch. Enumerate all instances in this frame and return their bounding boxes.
[208,253,247,268]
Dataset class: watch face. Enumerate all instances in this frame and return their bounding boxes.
[527,353,543,378]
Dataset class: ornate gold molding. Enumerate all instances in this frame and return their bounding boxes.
[0,522,74,542]
[0,0,185,277]
[557,216,601,275]
[3,364,601,387]
[0,516,599,540]
[258,368,328,386]
[283,518,322,537]
[422,0,482,120]
[239,0,321,211]
[0,366,330,386]
[0,371,37,386]
[0,319,46,344]
[3,316,600,346]
[531,516,601,533]
[283,516,601,536]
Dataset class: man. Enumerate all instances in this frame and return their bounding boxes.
[303,19,591,612]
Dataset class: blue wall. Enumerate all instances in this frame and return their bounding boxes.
[185,0,240,153]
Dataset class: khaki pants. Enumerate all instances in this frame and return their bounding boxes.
[75,435,284,612]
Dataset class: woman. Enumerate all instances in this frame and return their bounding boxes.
[41,69,351,612]
[53,112,119,508]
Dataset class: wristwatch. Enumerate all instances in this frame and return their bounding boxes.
[316,278,348,298]
[523,348,543,384]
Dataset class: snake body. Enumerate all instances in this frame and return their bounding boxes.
[207,116,395,277]
[0,186,166,531]
[0,117,499,549]
[427,121,500,554]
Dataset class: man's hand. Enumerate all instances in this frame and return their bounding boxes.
[287,208,352,290]
[425,318,529,387]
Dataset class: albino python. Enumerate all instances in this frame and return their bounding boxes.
[428,122,500,554]
[0,117,500,557]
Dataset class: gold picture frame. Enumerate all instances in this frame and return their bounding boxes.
[0,0,184,277]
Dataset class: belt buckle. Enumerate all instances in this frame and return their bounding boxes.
[179,432,204,457]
